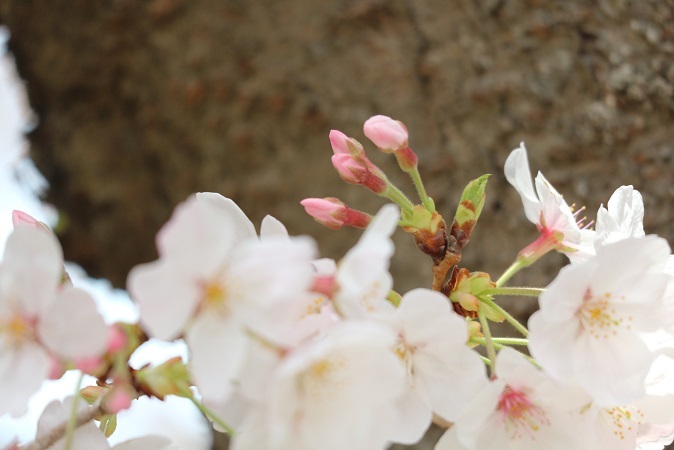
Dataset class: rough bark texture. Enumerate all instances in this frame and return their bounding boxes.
[2,0,674,448]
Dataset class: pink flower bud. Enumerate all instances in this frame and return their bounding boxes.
[301,197,372,230]
[363,115,409,153]
[329,130,364,157]
[331,154,388,194]
[107,325,128,353]
[105,387,133,413]
[301,198,346,230]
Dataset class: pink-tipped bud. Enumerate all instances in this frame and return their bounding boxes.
[301,197,372,230]
[329,130,364,157]
[107,324,128,354]
[104,387,134,414]
[363,115,409,153]
[301,198,346,229]
[331,154,388,194]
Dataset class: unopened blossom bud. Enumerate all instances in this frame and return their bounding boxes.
[107,324,128,354]
[104,385,134,413]
[80,385,107,404]
[363,115,409,153]
[331,154,388,194]
[329,130,364,157]
[300,197,371,230]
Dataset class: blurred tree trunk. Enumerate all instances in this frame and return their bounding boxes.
[2,1,674,448]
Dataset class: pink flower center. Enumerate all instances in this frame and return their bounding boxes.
[578,288,632,339]
[497,386,549,440]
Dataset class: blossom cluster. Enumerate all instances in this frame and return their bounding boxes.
[2,116,674,450]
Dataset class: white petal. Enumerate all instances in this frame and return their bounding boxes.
[534,173,580,244]
[196,192,257,240]
[128,260,200,341]
[388,386,432,445]
[0,341,50,416]
[156,195,244,277]
[186,313,249,403]
[259,215,288,239]
[504,143,541,224]
[37,397,110,450]
[39,288,108,360]
[1,227,62,316]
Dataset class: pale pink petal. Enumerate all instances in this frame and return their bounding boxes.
[1,227,62,316]
[195,192,257,239]
[186,314,249,403]
[534,173,579,244]
[127,260,201,341]
[504,143,541,224]
[39,287,108,360]
[259,215,288,239]
[388,386,432,444]
[0,341,50,416]
[156,196,242,277]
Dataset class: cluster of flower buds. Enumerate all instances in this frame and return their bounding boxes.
[3,117,674,450]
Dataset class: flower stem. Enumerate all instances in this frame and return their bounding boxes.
[64,372,85,450]
[478,311,497,376]
[481,297,529,337]
[177,385,236,436]
[495,259,528,287]
[471,337,529,347]
[408,166,434,212]
[481,287,544,297]
[383,182,415,214]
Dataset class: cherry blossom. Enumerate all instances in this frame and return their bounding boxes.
[128,193,317,402]
[230,321,406,450]
[382,288,488,444]
[528,236,671,406]
[504,142,594,262]
[435,348,584,450]
[0,227,108,416]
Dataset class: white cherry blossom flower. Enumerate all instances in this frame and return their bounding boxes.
[504,143,594,262]
[435,347,584,450]
[383,288,488,444]
[0,227,107,416]
[128,193,317,402]
[528,236,671,406]
[231,321,406,450]
[332,204,399,319]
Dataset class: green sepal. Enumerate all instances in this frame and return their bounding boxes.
[99,414,117,437]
